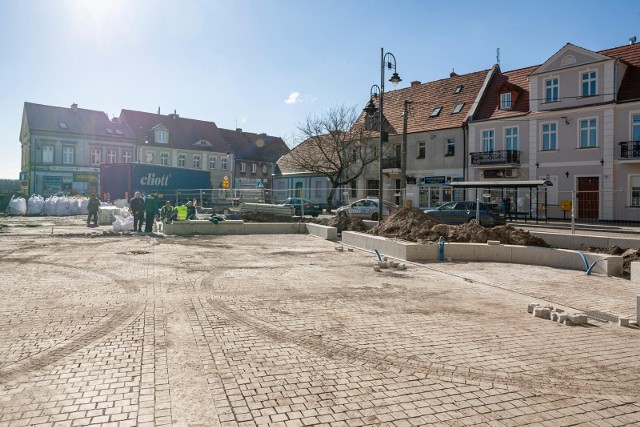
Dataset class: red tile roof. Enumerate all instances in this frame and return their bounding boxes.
[599,43,640,102]
[359,69,493,135]
[473,65,538,121]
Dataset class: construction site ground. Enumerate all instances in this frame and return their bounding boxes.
[1,215,640,426]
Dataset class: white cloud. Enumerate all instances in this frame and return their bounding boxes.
[285,91,301,104]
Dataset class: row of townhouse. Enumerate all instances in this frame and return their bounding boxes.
[276,41,640,221]
[19,103,289,197]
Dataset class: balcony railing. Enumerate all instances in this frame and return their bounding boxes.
[382,157,401,169]
[470,150,520,166]
[619,141,640,159]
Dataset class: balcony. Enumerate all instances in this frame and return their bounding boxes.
[470,150,520,166]
[619,141,640,160]
[382,157,401,170]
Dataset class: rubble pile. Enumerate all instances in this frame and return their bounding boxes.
[320,216,368,233]
[587,246,640,278]
[369,207,549,247]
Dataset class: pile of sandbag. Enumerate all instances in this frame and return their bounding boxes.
[112,214,134,232]
[42,196,87,216]
[27,195,45,215]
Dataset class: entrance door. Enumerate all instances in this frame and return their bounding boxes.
[577,177,599,220]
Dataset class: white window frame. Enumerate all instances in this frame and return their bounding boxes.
[446,139,455,157]
[156,130,168,144]
[417,141,426,159]
[62,145,74,165]
[631,111,640,142]
[146,151,154,164]
[578,117,598,148]
[630,175,640,207]
[221,157,228,171]
[193,154,201,169]
[500,92,512,110]
[106,149,117,164]
[122,151,132,163]
[580,70,597,97]
[90,148,101,165]
[541,122,558,151]
[482,129,495,152]
[240,162,246,173]
[251,163,257,174]
[178,153,186,167]
[160,152,170,166]
[505,127,518,151]
[544,77,559,103]
[209,156,216,169]
[42,144,54,163]
[263,165,268,174]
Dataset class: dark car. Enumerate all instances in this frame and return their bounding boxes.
[281,198,322,217]
[424,201,506,227]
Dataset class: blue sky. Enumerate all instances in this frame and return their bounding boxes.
[1,0,639,179]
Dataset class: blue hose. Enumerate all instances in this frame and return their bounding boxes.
[578,251,601,275]
[438,237,447,261]
[374,249,383,261]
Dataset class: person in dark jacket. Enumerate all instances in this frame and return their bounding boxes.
[144,190,160,233]
[130,191,145,232]
[87,193,100,227]
[186,200,196,220]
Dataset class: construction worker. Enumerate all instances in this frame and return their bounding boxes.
[143,190,159,232]
[175,202,188,221]
[158,201,175,232]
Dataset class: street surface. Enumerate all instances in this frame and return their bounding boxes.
[1,216,640,426]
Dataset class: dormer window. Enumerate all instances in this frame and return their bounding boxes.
[500,93,512,110]
[195,140,212,146]
[156,130,168,143]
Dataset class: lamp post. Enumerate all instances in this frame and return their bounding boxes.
[364,48,401,221]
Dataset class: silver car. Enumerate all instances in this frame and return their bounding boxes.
[336,198,398,221]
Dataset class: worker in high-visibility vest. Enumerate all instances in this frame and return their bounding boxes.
[175,202,188,221]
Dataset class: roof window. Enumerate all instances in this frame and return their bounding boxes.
[430,107,442,117]
[59,122,67,129]
[453,85,463,94]
[106,128,114,134]
[452,103,464,114]
[115,129,123,135]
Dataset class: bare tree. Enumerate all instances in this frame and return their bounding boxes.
[282,105,388,212]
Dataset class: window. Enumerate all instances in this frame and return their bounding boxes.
[178,154,186,167]
[417,141,426,159]
[62,146,74,164]
[545,78,559,102]
[146,152,154,163]
[542,123,557,150]
[505,127,518,151]
[106,128,114,135]
[453,85,463,94]
[482,130,495,152]
[58,122,67,129]
[632,176,640,207]
[500,93,512,110]
[581,71,597,97]
[90,148,101,165]
[633,113,640,142]
[430,107,442,117]
[452,103,464,114]
[156,130,168,143]
[446,139,455,157]
[123,151,132,163]
[263,165,268,174]
[314,181,322,197]
[115,129,123,135]
[42,144,54,163]
[161,152,170,166]
[579,118,597,148]
[193,154,201,168]
[209,156,216,169]
[107,149,117,163]
[251,164,257,174]
[222,157,228,170]
[240,162,246,173]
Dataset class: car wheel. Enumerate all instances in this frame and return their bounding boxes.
[338,211,347,218]
[371,213,379,221]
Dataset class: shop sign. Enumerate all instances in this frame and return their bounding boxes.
[73,172,98,182]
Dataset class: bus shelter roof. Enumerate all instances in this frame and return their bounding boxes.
[448,180,553,188]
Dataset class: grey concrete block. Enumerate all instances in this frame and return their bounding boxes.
[619,318,630,327]
[566,313,588,326]
[534,307,551,319]
[557,313,568,323]
[487,240,501,245]
[631,263,640,283]
[528,303,539,314]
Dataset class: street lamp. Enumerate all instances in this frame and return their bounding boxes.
[364,48,401,221]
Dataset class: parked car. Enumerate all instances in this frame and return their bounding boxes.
[281,198,322,217]
[423,201,506,227]
[336,198,399,221]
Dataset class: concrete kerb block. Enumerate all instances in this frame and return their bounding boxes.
[527,303,540,314]
[631,263,640,283]
[619,318,630,327]
[533,307,551,319]
[565,313,588,326]
[557,313,568,323]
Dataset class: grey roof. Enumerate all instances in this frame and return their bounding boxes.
[24,102,136,139]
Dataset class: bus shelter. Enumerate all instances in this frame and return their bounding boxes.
[449,180,553,223]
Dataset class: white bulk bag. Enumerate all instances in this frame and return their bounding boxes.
[112,214,134,232]
[44,196,57,216]
[27,194,45,215]
[78,198,89,215]
[8,195,27,215]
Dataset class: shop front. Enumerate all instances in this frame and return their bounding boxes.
[417,176,465,208]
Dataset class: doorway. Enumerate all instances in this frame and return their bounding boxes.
[577,177,599,220]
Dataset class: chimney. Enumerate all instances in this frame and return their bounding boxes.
[450,70,458,77]
[630,36,637,45]
[171,109,179,119]
[71,103,78,111]
[410,81,421,87]
[236,128,242,132]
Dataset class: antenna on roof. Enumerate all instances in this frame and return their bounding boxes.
[157,106,160,114]
[496,48,500,67]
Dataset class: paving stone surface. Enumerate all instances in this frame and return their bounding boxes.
[1,217,640,426]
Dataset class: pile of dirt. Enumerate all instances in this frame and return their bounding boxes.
[239,211,296,223]
[318,216,368,233]
[369,207,549,247]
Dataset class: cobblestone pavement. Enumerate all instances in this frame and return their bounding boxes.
[1,219,640,426]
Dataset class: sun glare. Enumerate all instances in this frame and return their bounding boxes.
[66,0,129,42]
